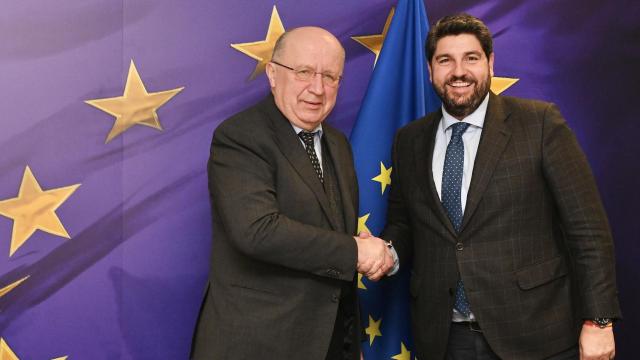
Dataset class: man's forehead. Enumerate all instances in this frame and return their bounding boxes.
[280,42,343,69]
[435,34,483,53]
[283,36,340,54]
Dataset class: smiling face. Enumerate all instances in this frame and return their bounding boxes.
[266,27,344,131]
[428,33,494,119]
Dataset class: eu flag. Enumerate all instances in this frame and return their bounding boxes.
[350,0,440,358]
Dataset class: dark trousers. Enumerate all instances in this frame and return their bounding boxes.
[325,309,356,360]
[325,286,358,360]
[445,322,579,360]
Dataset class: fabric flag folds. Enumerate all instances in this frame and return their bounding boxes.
[350,0,440,358]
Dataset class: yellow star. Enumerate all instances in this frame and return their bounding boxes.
[352,7,395,66]
[357,213,371,235]
[0,339,19,360]
[231,5,285,80]
[0,166,80,257]
[371,162,392,195]
[0,276,29,298]
[85,60,184,143]
[357,273,367,290]
[491,77,519,95]
[365,315,382,345]
[391,342,411,360]
[0,338,68,360]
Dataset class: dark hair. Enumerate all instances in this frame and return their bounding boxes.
[426,13,493,62]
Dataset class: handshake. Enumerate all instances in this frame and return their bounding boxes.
[353,232,396,282]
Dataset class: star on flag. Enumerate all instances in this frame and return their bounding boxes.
[365,315,383,345]
[85,60,184,143]
[372,162,392,195]
[0,166,80,256]
[391,342,412,360]
[352,8,395,66]
[0,338,67,360]
[357,213,371,235]
[231,5,285,80]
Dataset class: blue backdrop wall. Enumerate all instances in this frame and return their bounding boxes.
[0,1,637,359]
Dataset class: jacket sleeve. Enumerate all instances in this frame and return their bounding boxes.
[381,130,414,268]
[208,121,357,282]
[541,103,621,319]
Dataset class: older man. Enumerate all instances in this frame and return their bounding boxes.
[190,27,393,360]
[382,14,620,360]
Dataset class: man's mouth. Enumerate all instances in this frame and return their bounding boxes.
[447,80,473,88]
[302,100,322,107]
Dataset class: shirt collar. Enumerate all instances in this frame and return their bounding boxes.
[291,123,323,138]
[441,93,490,131]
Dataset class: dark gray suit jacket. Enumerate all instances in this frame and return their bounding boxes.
[191,95,360,359]
[382,93,621,360]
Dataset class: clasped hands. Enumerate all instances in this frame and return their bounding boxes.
[354,231,394,281]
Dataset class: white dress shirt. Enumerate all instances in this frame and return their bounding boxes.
[432,94,489,321]
[432,94,489,209]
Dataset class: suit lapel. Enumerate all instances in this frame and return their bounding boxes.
[323,128,357,235]
[414,111,459,239]
[264,98,339,230]
[460,93,512,232]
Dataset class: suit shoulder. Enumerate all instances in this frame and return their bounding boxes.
[396,112,438,139]
[216,100,270,133]
[500,95,557,117]
[323,122,349,144]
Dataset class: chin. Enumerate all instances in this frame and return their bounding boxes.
[299,113,324,124]
[448,96,471,107]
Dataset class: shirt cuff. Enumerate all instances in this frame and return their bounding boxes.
[387,244,400,276]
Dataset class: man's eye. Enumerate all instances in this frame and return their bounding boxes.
[322,74,337,82]
[437,58,450,65]
[296,69,313,77]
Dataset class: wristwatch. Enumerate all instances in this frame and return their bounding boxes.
[586,318,613,329]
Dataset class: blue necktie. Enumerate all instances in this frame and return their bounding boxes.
[441,122,471,317]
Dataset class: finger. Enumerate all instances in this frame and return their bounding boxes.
[370,259,383,274]
[358,260,373,274]
[358,231,371,238]
[384,253,394,269]
[368,266,386,281]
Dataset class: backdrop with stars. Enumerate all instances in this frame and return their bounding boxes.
[0,1,637,359]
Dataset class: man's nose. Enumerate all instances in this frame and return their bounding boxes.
[452,61,466,77]
[307,73,325,95]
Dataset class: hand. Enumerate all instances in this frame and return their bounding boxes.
[579,323,615,359]
[354,232,394,281]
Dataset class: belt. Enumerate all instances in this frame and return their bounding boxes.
[453,321,482,332]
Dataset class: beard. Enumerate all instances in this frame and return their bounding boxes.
[434,74,491,119]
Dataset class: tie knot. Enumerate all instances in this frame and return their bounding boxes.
[449,122,470,140]
[298,131,317,146]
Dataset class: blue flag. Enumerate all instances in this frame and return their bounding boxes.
[350,0,440,358]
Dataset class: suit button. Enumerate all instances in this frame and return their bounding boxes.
[331,293,340,302]
[456,242,464,251]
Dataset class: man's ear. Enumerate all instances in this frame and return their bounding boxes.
[266,62,277,88]
[427,61,433,83]
[488,52,495,78]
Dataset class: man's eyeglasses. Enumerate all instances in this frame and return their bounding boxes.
[271,61,342,87]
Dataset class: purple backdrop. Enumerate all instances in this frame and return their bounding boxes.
[0,1,637,359]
